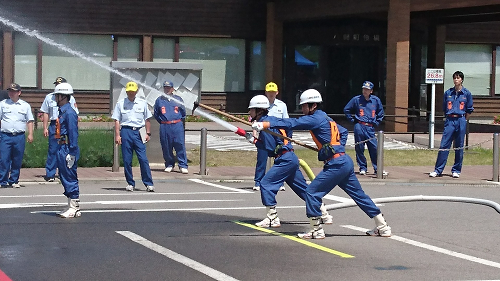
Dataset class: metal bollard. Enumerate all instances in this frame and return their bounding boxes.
[112,129,120,172]
[493,133,499,182]
[200,128,208,175]
[376,131,385,179]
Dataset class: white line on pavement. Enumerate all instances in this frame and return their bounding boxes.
[93,199,242,204]
[323,194,352,203]
[116,231,240,281]
[31,205,305,214]
[0,191,245,199]
[341,225,500,269]
[189,179,253,193]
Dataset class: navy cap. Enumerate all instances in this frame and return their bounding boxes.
[163,81,173,88]
[362,81,374,90]
[7,83,21,91]
[54,77,67,85]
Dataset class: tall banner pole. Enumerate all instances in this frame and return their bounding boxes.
[429,83,436,149]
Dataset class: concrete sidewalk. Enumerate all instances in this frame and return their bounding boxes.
[16,163,500,186]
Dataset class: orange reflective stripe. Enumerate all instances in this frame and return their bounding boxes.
[309,121,340,148]
[329,121,340,145]
[55,118,61,139]
[279,129,288,145]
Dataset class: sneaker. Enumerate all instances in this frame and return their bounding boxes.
[164,166,173,173]
[255,216,281,228]
[252,185,260,191]
[452,172,460,178]
[320,214,333,225]
[146,185,155,192]
[180,168,189,174]
[429,171,438,178]
[359,170,367,176]
[44,176,55,182]
[366,224,392,237]
[11,183,21,188]
[125,185,134,192]
[279,185,285,191]
[298,228,325,239]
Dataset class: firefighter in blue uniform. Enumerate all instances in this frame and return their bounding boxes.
[429,71,474,178]
[112,81,155,192]
[252,89,391,239]
[343,81,384,175]
[40,77,79,182]
[52,83,81,218]
[245,95,333,227]
[153,81,188,174]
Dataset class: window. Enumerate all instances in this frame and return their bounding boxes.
[153,38,175,62]
[14,34,37,87]
[117,37,140,62]
[445,44,491,96]
[42,34,113,90]
[179,38,245,92]
[249,41,266,91]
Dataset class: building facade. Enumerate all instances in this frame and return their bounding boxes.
[1,0,500,132]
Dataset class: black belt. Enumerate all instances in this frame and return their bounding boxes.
[275,149,294,158]
[324,152,345,164]
[447,114,463,118]
[1,131,25,136]
[358,121,373,127]
[122,126,142,131]
[50,120,57,124]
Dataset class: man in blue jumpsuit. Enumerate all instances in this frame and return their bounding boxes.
[112,81,155,192]
[245,95,333,227]
[52,83,81,218]
[0,83,34,188]
[153,81,188,174]
[253,89,391,239]
[429,71,474,178]
[343,81,384,175]
[253,82,288,191]
[40,77,79,182]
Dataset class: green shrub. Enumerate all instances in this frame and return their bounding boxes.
[23,129,138,168]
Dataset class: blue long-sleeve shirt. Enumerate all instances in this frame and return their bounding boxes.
[442,87,474,116]
[343,95,384,126]
[254,115,293,157]
[153,95,186,123]
[266,110,348,161]
[58,103,79,156]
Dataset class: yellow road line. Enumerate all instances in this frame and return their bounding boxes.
[233,221,354,258]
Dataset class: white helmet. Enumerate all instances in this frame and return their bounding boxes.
[54,82,73,95]
[299,89,322,105]
[248,95,270,109]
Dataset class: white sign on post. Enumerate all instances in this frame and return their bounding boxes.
[426,68,444,149]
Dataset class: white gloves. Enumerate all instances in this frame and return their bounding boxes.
[245,132,256,144]
[66,154,76,168]
[252,122,265,131]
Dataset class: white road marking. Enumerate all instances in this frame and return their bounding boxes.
[93,199,241,204]
[189,179,253,193]
[0,191,246,199]
[116,231,240,281]
[31,205,305,214]
[323,194,352,203]
[341,225,500,269]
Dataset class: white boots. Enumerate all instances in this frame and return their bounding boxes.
[255,206,281,228]
[320,203,333,224]
[366,213,391,237]
[58,198,81,218]
[298,217,325,239]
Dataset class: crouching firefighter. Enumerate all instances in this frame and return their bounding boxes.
[53,83,81,218]
[245,95,333,228]
[252,89,391,239]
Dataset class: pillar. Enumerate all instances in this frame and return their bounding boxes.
[265,2,283,86]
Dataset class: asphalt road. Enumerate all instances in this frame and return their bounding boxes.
[1,179,500,280]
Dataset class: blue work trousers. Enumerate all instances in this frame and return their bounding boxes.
[0,133,26,185]
[160,123,187,169]
[45,121,58,178]
[354,123,378,172]
[260,152,308,206]
[56,144,80,199]
[121,128,153,187]
[434,117,467,174]
[305,154,381,218]
[254,147,268,186]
